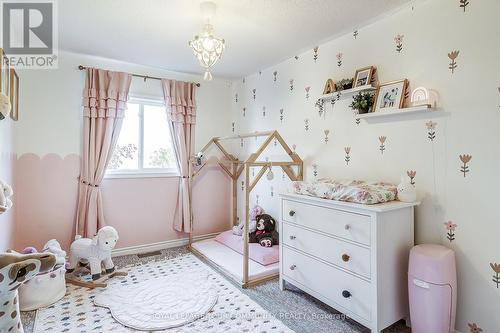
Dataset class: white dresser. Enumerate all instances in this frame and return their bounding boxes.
[279,193,417,333]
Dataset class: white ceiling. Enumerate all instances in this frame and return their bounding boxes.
[59,0,411,79]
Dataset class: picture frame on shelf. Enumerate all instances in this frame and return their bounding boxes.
[353,66,375,88]
[9,69,19,121]
[373,79,409,113]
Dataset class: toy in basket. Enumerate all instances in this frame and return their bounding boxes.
[18,240,67,311]
[66,226,127,289]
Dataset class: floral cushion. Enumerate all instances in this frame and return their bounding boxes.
[289,179,397,204]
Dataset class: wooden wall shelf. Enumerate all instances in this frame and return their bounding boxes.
[357,105,433,120]
[354,105,445,121]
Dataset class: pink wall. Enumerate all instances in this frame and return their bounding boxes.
[13,153,231,251]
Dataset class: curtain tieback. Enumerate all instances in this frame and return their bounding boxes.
[181,176,190,179]
[80,179,100,188]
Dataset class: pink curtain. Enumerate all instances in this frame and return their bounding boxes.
[75,68,132,237]
[161,79,197,233]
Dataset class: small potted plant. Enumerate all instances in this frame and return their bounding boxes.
[336,78,354,91]
[349,92,374,114]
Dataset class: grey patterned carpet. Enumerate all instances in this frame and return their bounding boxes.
[21,246,409,333]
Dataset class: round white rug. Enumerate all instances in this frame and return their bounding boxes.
[94,269,218,331]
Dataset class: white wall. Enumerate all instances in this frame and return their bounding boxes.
[16,51,232,155]
[231,1,500,332]
[0,116,14,250]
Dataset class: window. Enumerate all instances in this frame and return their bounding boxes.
[106,98,178,178]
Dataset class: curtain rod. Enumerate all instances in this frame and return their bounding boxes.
[77,65,201,87]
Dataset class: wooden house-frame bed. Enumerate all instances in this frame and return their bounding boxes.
[189,130,304,288]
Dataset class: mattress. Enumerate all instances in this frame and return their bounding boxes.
[215,230,279,266]
[289,179,397,204]
[191,239,279,283]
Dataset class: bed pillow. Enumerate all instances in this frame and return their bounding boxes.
[215,230,279,266]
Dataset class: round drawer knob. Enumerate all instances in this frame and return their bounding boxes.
[342,290,352,298]
[344,224,351,230]
[289,264,297,271]
[289,210,296,217]
[289,235,296,240]
[341,254,350,262]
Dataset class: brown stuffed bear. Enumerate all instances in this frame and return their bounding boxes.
[249,214,279,247]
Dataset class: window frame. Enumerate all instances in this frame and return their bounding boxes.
[105,96,179,179]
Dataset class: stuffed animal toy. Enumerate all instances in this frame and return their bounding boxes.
[249,205,264,221]
[42,239,67,268]
[0,179,13,213]
[0,92,11,120]
[21,247,38,254]
[0,251,56,333]
[67,226,119,280]
[249,214,279,247]
[232,205,263,236]
[397,176,417,203]
[232,219,256,237]
[194,152,204,166]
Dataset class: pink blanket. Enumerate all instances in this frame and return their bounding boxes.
[215,230,279,266]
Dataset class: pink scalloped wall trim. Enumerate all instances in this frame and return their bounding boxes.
[13,153,231,251]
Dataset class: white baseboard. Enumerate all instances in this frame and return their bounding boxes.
[111,232,219,257]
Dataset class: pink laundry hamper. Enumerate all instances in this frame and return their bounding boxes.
[408,244,457,333]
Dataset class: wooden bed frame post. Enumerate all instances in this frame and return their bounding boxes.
[243,163,250,285]
[232,161,238,228]
[188,157,194,248]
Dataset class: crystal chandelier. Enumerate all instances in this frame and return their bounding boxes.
[188,2,225,81]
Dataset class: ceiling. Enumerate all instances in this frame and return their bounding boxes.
[59,0,411,79]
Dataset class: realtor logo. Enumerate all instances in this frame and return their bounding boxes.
[0,0,58,68]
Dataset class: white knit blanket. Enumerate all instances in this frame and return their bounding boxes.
[94,270,217,330]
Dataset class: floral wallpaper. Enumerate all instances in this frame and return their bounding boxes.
[231,1,499,331]
[445,221,457,242]
[394,34,404,53]
[448,50,460,74]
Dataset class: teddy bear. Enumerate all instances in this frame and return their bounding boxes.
[249,214,279,247]
[232,205,263,236]
[0,179,13,213]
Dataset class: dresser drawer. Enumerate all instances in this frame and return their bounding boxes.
[282,222,371,278]
[282,199,371,246]
[282,246,371,321]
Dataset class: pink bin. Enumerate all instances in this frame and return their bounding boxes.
[408,244,456,333]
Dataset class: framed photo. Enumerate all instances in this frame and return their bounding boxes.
[9,69,19,121]
[373,79,409,113]
[353,66,374,88]
[0,48,9,97]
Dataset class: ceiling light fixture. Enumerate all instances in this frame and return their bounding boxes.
[188,1,225,81]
